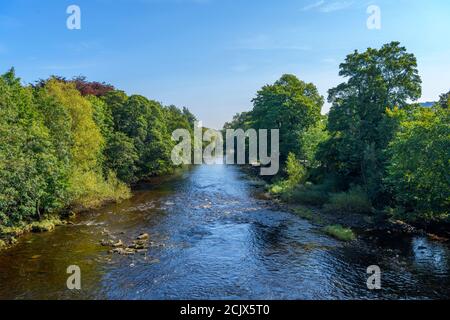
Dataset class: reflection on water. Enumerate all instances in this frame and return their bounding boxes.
[0,164,449,299]
[412,238,448,275]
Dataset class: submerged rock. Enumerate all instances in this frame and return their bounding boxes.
[137,233,149,240]
[101,239,124,248]
[112,240,124,248]
[110,248,136,255]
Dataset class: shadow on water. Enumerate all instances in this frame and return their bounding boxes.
[0,164,449,299]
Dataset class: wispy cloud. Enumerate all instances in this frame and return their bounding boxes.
[302,1,354,13]
[302,0,325,11]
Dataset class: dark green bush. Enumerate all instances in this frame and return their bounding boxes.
[323,186,372,214]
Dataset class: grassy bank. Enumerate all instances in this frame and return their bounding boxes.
[270,181,448,241]
[0,190,131,252]
[240,167,447,242]
[323,225,356,242]
[0,215,65,250]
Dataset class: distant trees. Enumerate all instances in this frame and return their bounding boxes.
[71,76,115,97]
[102,93,175,179]
[439,90,449,109]
[0,69,196,227]
[225,74,324,169]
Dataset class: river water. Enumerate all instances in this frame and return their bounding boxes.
[0,164,449,300]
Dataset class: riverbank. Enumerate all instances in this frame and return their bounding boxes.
[0,196,129,252]
[0,167,193,252]
[241,166,450,242]
[0,215,66,250]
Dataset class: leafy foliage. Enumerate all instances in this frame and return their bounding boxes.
[323,186,372,214]
[323,225,356,241]
[251,74,323,161]
[438,90,449,109]
[0,70,69,225]
[385,107,450,220]
[318,42,422,203]
[0,69,196,228]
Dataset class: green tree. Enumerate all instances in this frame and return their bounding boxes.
[44,80,128,207]
[385,107,450,220]
[104,132,139,183]
[439,90,449,109]
[103,92,174,179]
[0,70,68,225]
[285,153,307,187]
[298,117,329,169]
[251,74,323,161]
[320,42,422,202]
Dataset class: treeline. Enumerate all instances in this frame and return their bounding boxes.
[0,70,196,228]
[225,42,449,223]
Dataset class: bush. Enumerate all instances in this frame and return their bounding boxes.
[323,186,372,214]
[268,180,289,195]
[289,187,329,206]
[286,180,337,206]
[268,153,307,196]
[285,153,307,187]
[323,225,356,241]
[69,170,130,209]
[31,217,64,233]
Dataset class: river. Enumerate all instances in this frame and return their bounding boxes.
[0,164,449,299]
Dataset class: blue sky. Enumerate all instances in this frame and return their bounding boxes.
[1,0,449,129]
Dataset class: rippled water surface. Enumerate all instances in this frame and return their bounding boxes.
[0,164,449,299]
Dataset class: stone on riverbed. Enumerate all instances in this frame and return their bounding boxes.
[105,234,150,255]
[101,239,124,248]
[137,233,149,240]
[112,240,124,247]
[110,248,136,255]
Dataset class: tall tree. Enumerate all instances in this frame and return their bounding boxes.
[319,42,422,201]
[251,74,323,161]
[0,70,68,224]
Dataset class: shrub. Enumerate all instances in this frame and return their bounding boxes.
[323,225,356,241]
[289,187,329,206]
[285,153,307,187]
[268,181,289,195]
[268,153,307,196]
[69,170,130,209]
[323,186,372,214]
[31,217,62,233]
